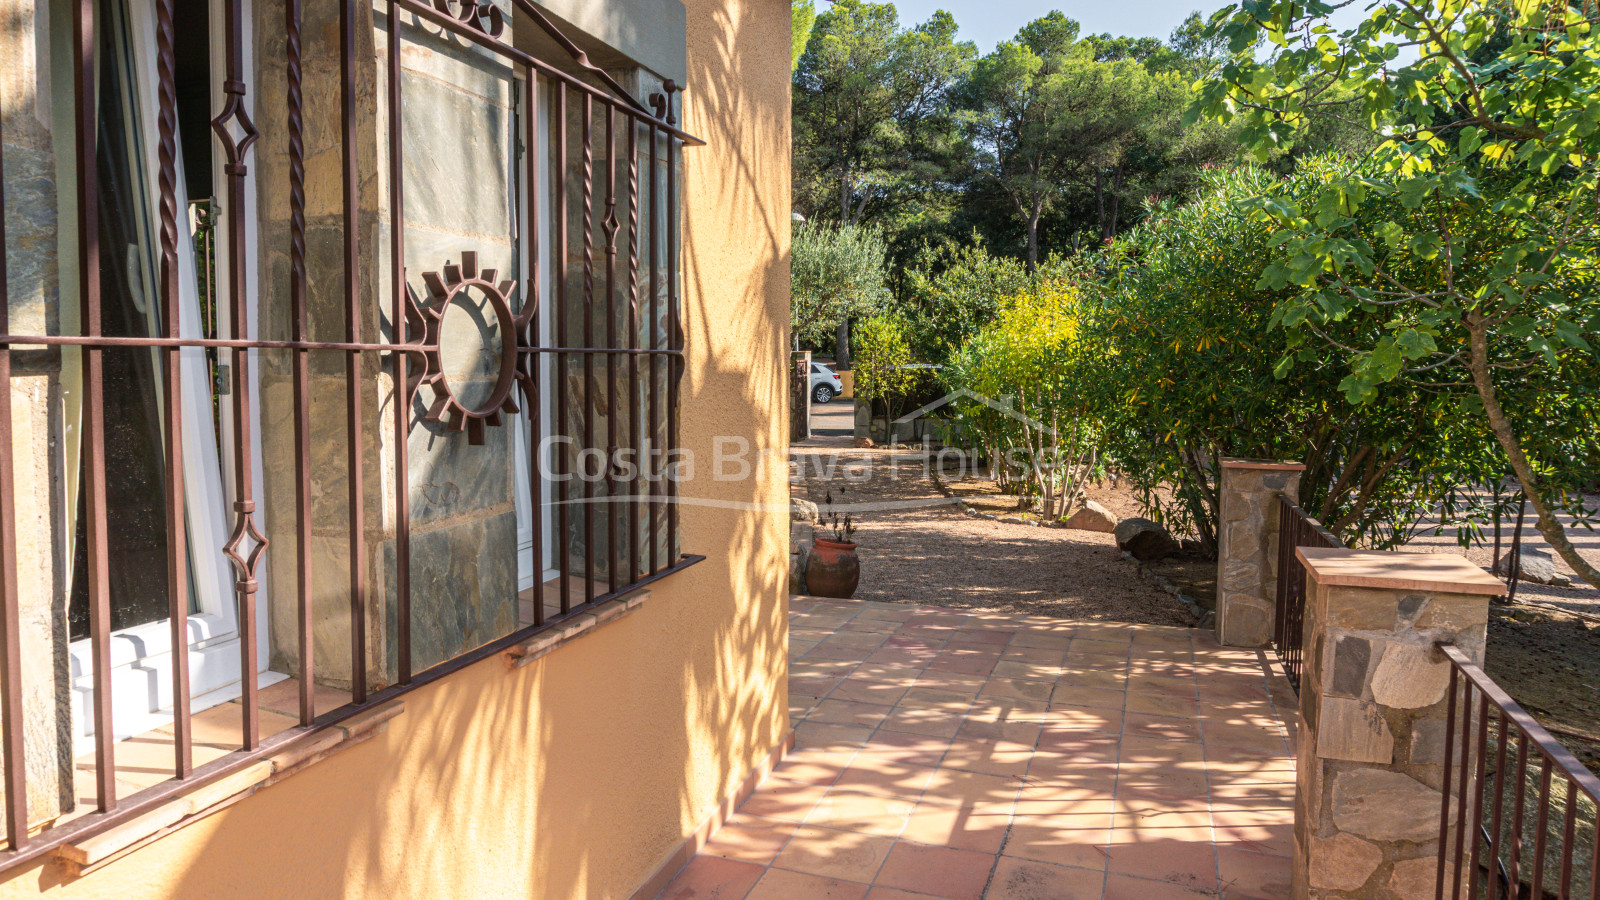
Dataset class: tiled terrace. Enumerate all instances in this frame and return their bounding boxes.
[657,598,1300,900]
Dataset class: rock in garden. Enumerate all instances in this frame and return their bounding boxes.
[1061,500,1117,533]
[1114,517,1179,560]
[790,498,819,523]
[1494,545,1562,585]
[853,437,875,449]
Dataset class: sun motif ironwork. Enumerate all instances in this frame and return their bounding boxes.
[413,250,526,445]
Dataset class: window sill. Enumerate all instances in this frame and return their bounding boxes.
[505,589,651,668]
[52,700,404,877]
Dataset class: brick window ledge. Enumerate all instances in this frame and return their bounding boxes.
[504,589,651,668]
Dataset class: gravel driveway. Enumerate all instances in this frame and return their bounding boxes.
[792,447,1191,626]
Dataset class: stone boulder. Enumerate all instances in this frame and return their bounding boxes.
[1114,517,1179,561]
[1061,500,1117,533]
[791,498,819,523]
[853,437,875,449]
[1494,545,1570,586]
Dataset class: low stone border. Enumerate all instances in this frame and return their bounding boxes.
[1118,550,1213,628]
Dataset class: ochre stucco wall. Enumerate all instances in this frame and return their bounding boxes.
[0,0,791,893]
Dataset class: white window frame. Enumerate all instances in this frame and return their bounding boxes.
[512,71,557,592]
[66,0,278,754]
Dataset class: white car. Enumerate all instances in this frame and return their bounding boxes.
[810,362,843,403]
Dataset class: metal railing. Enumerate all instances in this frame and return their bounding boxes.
[1436,643,1600,900]
[0,0,703,871]
[1273,493,1342,693]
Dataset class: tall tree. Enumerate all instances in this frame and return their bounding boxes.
[792,0,974,225]
[960,14,1176,268]
[793,0,972,363]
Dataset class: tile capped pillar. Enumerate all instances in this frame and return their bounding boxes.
[1291,549,1501,899]
[1216,458,1305,647]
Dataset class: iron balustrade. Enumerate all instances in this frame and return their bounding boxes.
[1272,493,1342,693]
[0,0,703,869]
[1435,643,1600,900]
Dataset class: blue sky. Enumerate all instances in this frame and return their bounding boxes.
[885,0,1219,52]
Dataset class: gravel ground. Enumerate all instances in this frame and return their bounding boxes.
[792,448,1192,625]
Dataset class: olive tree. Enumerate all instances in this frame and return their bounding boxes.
[790,221,891,350]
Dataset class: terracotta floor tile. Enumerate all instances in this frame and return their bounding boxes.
[902,802,1013,853]
[940,739,1036,778]
[874,842,998,900]
[1009,634,1074,651]
[913,673,989,695]
[770,751,854,785]
[1120,736,1206,766]
[1103,874,1217,899]
[858,730,953,767]
[990,661,1059,682]
[741,779,831,822]
[966,699,1050,724]
[921,768,1026,810]
[746,868,870,900]
[1114,767,1211,801]
[1044,704,1123,735]
[1123,712,1203,743]
[657,855,766,900]
[882,708,966,739]
[807,789,917,837]
[1213,822,1293,856]
[1104,831,1219,891]
[1049,686,1125,712]
[773,824,895,882]
[1002,815,1111,870]
[1215,846,1290,899]
[1033,730,1118,760]
[1055,670,1127,691]
[1000,647,1065,665]
[955,717,1042,746]
[698,601,1299,900]
[811,699,896,729]
[898,688,977,710]
[1124,693,1201,719]
[834,758,940,798]
[979,678,1055,703]
[1113,806,1213,830]
[865,889,954,900]
[835,679,913,706]
[984,857,1103,900]
[796,722,876,752]
[702,816,801,863]
[1070,639,1132,658]
[927,656,998,677]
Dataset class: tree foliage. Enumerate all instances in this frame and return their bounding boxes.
[853,314,917,437]
[790,222,892,347]
[943,279,1104,519]
[792,0,975,225]
[1195,0,1600,586]
[1091,162,1502,554]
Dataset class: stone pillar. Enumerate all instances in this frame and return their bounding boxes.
[1216,458,1304,647]
[3,0,80,825]
[1292,548,1501,899]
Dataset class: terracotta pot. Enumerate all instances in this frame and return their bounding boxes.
[806,538,860,599]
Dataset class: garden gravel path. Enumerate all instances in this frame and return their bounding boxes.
[792,447,1192,626]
